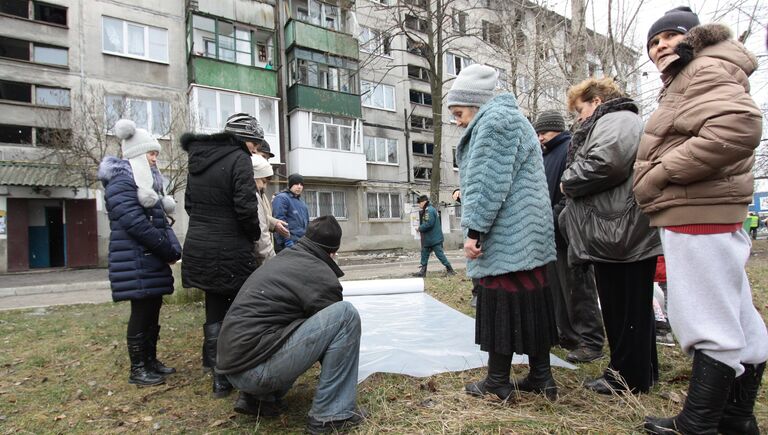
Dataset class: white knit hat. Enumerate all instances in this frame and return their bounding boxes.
[115,119,163,209]
[251,154,273,179]
[446,64,498,108]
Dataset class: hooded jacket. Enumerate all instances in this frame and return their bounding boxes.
[99,156,181,301]
[181,132,260,295]
[216,238,344,374]
[633,24,762,226]
[456,93,556,279]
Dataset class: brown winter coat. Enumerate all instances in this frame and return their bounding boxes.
[633,24,763,226]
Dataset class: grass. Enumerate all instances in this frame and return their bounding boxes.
[1,243,767,434]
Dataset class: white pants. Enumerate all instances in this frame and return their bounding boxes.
[662,228,768,376]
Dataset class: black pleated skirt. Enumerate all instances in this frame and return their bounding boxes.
[475,266,558,357]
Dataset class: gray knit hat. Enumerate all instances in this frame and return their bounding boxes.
[446,64,498,108]
[114,119,161,159]
[533,111,566,133]
[224,112,264,142]
[647,6,700,51]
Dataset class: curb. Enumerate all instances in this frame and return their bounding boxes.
[0,281,111,298]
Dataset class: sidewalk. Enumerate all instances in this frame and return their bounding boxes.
[0,250,466,311]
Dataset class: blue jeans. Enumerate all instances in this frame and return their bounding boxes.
[226,301,361,421]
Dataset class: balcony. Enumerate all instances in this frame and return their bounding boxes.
[188,56,278,97]
[288,147,367,181]
[287,84,361,118]
[284,20,359,60]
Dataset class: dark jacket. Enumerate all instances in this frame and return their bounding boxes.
[181,132,260,295]
[272,190,309,250]
[418,203,443,247]
[559,102,661,265]
[542,131,571,248]
[216,238,344,374]
[99,156,181,302]
[634,24,762,226]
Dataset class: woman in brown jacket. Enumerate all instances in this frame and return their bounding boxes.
[635,7,767,435]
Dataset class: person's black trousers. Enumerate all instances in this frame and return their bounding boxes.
[593,257,659,393]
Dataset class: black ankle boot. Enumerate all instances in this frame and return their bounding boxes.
[445,266,456,276]
[203,322,233,398]
[465,352,513,400]
[644,351,735,435]
[147,325,176,376]
[412,265,427,277]
[234,392,284,417]
[512,354,558,401]
[127,333,165,386]
[718,361,765,435]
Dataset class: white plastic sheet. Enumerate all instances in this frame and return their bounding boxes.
[341,279,576,383]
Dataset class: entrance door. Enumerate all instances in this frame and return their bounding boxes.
[46,207,65,267]
[65,199,98,268]
[7,198,29,271]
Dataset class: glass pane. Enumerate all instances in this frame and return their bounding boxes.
[104,95,125,130]
[219,93,235,128]
[218,21,235,41]
[385,86,395,110]
[1,1,28,18]
[364,137,374,161]
[129,100,148,131]
[391,194,401,218]
[307,62,318,87]
[259,99,275,134]
[236,51,251,65]
[375,139,385,163]
[36,87,70,107]
[304,191,318,218]
[0,125,32,144]
[235,39,251,52]
[340,126,351,151]
[313,114,331,123]
[220,48,234,62]
[309,0,321,26]
[127,24,145,56]
[193,15,215,32]
[311,122,324,148]
[151,100,170,135]
[387,139,397,163]
[148,27,167,62]
[327,125,339,149]
[0,80,31,102]
[240,95,256,116]
[328,68,338,91]
[378,193,390,218]
[338,69,350,93]
[102,17,123,53]
[332,192,345,218]
[235,29,250,41]
[197,88,217,129]
[367,193,378,219]
[334,117,352,126]
[34,45,67,65]
[318,192,333,216]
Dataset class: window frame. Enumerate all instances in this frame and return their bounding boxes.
[361,80,396,112]
[446,52,472,76]
[0,1,67,27]
[105,95,172,138]
[482,20,502,46]
[0,123,71,147]
[310,113,355,151]
[410,115,433,131]
[411,141,434,156]
[409,89,432,106]
[407,64,429,81]
[358,26,391,57]
[367,192,402,220]
[413,166,432,181]
[102,16,169,64]
[193,86,278,135]
[304,189,348,220]
[364,135,398,165]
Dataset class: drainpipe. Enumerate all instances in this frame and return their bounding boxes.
[275,0,290,186]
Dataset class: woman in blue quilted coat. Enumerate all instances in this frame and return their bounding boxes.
[449,64,559,401]
[99,119,182,386]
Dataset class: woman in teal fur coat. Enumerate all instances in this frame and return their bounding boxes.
[449,64,558,401]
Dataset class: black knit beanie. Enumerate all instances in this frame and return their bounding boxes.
[288,173,304,189]
[647,6,700,51]
[533,111,566,133]
[305,215,342,253]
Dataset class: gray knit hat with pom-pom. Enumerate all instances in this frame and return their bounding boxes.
[114,119,161,159]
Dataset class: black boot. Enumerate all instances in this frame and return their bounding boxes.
[234,392,284,417]
[127,333,165,386]
[412,265,427,277]
[203,322,233,398]
[465,352,513,400]
[718,361,765,435]
[644,351,735,435]
[512,354,558,401]
[445,266,456,276]
[147,325,176,376]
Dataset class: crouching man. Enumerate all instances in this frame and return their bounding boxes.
[216,215,366,434]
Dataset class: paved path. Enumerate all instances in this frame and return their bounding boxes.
[0,250,466,311]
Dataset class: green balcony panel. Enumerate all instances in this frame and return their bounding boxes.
[189,57,278,97]
[288,85,361,118]
[285,20,359,60]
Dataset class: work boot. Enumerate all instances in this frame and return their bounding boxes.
[127,333,165,386]
[566,346,603,363]
[465,352,513,400]
[147,325,176,376]
[203,322,233,398]
[445,266,456,276]
[512,354,558,401]
[644,351,735,434]
[412,265,427,277]
[306,407,368,434]
[233,392,284,417]
[718,361,765,435]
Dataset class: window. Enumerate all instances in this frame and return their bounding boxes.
[102,16,168,63]
[358,27,390,56]
[492,66,507,89]
[0,36,68,66]
[361,81,395,111]
[33,44,67,65]
[404,15,428,33]
[406,38,427,57]
[409,89,432,106]
[452,10,467,34]
[311,114,354,151]
[191,14,274,67]
[452,148,459,168]
[36,127,71,146]
[364,136,397,164]
[0,80,70,107]
[35,86,69,107]
[412,141,434,156]
[413,166,432,180]
[288,49,358,93]
[410,115,432,131]
[367,192,401,219]
[0,124,32,144]
[0,80,31,103]
[105,95,171,136]
[482,20,502,46]
[407,65,429,81]
[0,124,71,146]
[296,0,343,32]
[446,52,472,76]
[304,190,347,219]
[1,1,67,26]
[194,87,277,134]
[517,75,531,94]
[403,0,427,8]
[370,0,391,4]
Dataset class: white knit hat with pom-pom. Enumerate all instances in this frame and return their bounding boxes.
[115,119,161,159]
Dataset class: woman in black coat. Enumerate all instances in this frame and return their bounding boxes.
[181,113,261,397]
[99,119,182,386]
